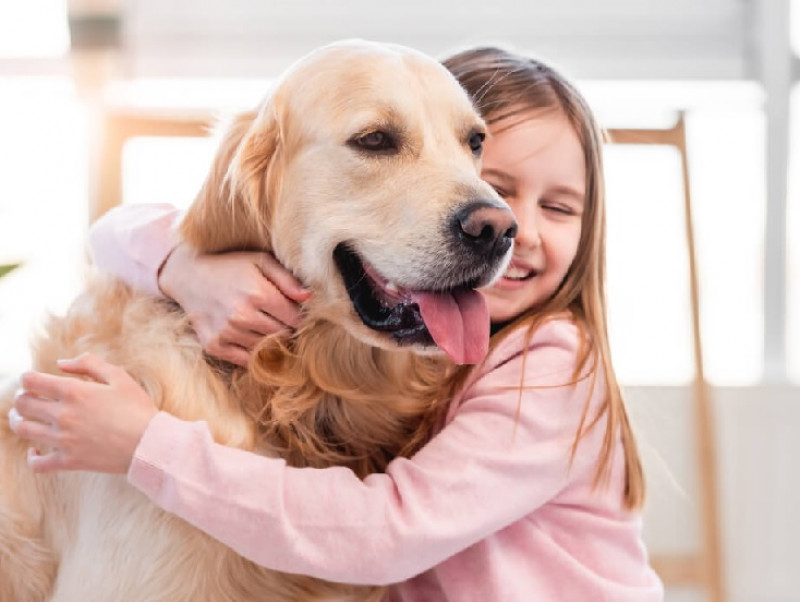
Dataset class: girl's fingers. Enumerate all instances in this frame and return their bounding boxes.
[257,253,311,303]
[56,352,124,385]
[20,354,119,400]
[253,310,292,334]
[7,407,23,432]
[13,392,60,425]
[20,370,80,401]
[252,286,303,329]
[13,416,59,449]
[229,330,265,350]
[27,447,64,473]
[218,344,251,368]
[231,311,285,338]
[262,302,302,330]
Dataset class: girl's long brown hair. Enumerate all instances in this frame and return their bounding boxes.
[442,47,645,510]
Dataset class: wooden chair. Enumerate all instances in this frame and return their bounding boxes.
[608,116,725,602]
[91,109,214,222]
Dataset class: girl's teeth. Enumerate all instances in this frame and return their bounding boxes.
[505,266,531,280]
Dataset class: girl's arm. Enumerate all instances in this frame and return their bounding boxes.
[13,321,603,585]
[88,204,310,365]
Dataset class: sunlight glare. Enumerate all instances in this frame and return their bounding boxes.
[0,1,70,58]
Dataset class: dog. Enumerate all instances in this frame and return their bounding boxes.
[0,40,516,601]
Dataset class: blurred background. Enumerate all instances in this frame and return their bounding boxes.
[0,1,797,600]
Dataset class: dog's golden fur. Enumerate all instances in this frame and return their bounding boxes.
[0,40,510,601]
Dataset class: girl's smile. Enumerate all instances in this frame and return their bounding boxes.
[494,260,541,288]
[480,109,586,323]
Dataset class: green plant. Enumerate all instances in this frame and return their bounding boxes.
[0,263,20,279]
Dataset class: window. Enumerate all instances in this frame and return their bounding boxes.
[0,1,69,58]
[590,81,764,385]
[123,136,217,210]
[0,78,88,374]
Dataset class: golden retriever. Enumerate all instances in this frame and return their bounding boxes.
[0,39,516,601]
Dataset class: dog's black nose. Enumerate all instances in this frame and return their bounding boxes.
[452,201,518,259]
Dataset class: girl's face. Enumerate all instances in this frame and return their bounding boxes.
[480,109,585,323]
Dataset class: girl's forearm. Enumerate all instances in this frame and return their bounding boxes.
[128,412,450,585]
[127,327,586,586]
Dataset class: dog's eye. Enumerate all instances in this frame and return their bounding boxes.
[468,132,486,155]
[352,131,396,152]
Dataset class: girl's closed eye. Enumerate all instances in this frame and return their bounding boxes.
[540,200,576,216]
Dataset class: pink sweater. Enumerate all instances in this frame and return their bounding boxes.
[91,205,664,601]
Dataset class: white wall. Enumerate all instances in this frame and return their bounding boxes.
[630,385,800,602]
[120,0,752,80]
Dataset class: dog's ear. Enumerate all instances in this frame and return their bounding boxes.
[181,104,282,253]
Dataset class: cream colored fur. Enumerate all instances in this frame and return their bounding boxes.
[0,40,508,601]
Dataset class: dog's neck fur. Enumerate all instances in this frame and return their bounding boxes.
[232,319,450,478]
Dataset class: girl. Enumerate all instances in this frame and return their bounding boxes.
[11,46,664,600]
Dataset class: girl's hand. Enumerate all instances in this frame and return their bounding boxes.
[9,353,158,474]
[158,244,311,366]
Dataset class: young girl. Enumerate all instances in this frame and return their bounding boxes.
[11,46,664,600]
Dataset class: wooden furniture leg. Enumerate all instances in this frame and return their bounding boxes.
[609,116,725,602]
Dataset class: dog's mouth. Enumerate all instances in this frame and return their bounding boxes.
[333,244,489,365]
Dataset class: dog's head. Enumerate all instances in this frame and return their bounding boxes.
[182,40,516,364]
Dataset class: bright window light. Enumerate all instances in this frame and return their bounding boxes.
[590,81,764,386]
[684,106,765,385]
[0,1,69,58]
[605,144,695,385]
[123,136,218,210]
[0,78,87,375]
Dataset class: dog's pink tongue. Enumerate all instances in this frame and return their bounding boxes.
[411,289,489,365]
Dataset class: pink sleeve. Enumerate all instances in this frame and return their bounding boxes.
[88,204,183,296]
[128,321,601,585]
